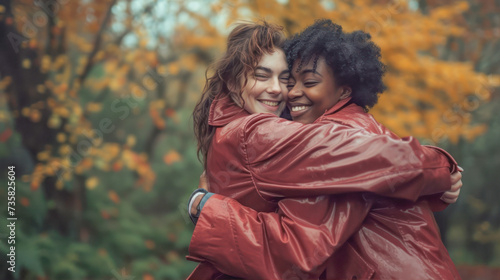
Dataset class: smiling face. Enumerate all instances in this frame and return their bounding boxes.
[238,49,289,116]
[286,56,350,124]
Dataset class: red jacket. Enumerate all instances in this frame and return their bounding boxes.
[187,96,459,279]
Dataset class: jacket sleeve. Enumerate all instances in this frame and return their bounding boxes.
[187,193,372,279]
[420,194,449,212]
[240,115,456,202]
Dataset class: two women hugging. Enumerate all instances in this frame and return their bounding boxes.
[187,19,463,280]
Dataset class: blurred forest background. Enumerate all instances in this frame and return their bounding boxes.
[0,0,500,279]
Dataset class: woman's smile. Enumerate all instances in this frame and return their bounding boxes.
[259,100,280,107]
[288,103,312,118]
[239,50,289,116]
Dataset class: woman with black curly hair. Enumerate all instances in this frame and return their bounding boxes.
[187,20,462,279]
[281,19,462,279]
[284,20,386,121]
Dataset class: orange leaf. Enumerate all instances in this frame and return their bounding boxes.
[108,190,120,204]
[30,180,39,191]
[112,162,122,172]
[143,274,154,280]
[165,109,175,117]
[22,58,31,69]
[80,158,94,169]
[0,128,12,142]
[86,177,99,190]
[56,133,66,143]
[126,135,136,147]
[168,62,180,75]
[101,210,110,219]
[86,102,102,113]
[20,197,30,207]
[163,150,181,165]
[29,109,41,122]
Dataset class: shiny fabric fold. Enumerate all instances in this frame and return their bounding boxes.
[187,95,460,279]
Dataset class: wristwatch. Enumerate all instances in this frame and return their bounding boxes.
[188,188,208,225]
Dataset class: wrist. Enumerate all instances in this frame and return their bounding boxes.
[191,194,205,216]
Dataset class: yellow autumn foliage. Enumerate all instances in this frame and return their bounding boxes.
[229,0,497,143]
[86,176,99,190]
[164,150,182,165]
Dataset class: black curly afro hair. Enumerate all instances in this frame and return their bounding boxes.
[284,19,386,111]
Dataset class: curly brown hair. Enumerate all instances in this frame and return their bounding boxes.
[285,19,386,111]
[192,21,286,167]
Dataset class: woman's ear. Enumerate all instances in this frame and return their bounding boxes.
[340,86,352,100]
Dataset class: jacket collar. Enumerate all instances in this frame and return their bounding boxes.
[313,97,356,123]
[325,97,353,115]
[208,94,250,127]
[208,94,360,126]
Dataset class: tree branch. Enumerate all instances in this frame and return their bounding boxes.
[77,0,117,86]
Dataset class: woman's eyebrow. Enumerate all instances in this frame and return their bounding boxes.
[300,68,322,77]
[256,66,289,75]
[281,69,290,76]
[255,66,272,73]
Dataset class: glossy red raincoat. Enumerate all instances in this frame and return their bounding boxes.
[187,95,460,279]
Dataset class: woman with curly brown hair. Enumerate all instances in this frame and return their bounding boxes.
[187,20,462,279]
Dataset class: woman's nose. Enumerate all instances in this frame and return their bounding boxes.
[267,79,282,94]
[287,85,303,100]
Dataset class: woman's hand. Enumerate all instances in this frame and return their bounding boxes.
[199,171,209,190]
[441,166,463,204]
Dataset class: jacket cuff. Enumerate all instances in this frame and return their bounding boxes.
[188,194,244,274]
[423,193,449,212]
[199,192,214,212]
[421,165,452,195]
[423,145,458,173]
[419,145,458,196]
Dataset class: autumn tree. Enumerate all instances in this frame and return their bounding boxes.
[1,0,214,278]
[417,0,500,266]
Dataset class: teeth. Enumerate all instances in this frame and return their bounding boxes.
[261,101,279,106]
[291,106,308,112]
